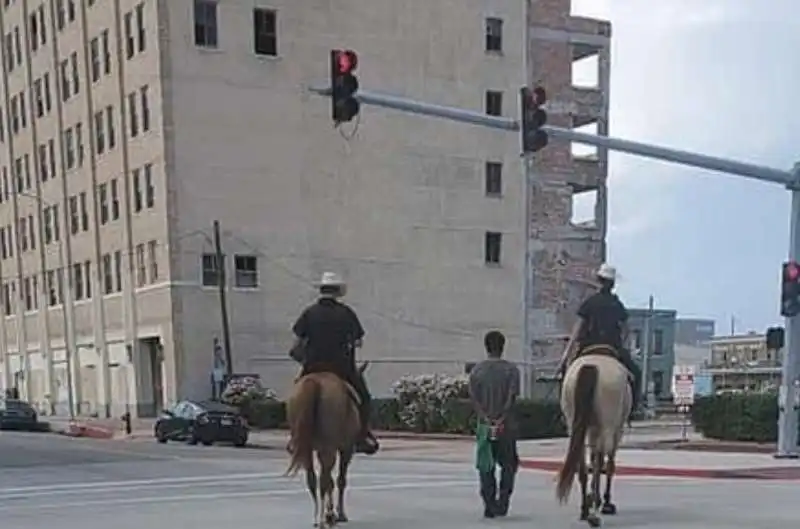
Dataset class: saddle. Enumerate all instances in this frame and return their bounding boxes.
[293,367,362,407]
[576,344,635,385]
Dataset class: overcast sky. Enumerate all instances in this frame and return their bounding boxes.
[568,0,800,334]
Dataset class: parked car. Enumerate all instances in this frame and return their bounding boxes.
[154,400,248,447]
[0,398,38,430]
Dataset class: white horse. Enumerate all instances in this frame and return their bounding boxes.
[556,346,633,528]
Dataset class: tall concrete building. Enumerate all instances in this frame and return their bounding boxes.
[0,0,610,417]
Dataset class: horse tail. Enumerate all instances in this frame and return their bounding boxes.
[556,364,598,504]
[285,376,321,477]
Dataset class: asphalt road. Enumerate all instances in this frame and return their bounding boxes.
[0,431,797,529]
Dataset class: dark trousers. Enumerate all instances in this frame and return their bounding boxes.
[478,433,519,514]
[617,348,642,408]
[302,361,373,432]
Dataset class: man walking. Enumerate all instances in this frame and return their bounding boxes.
[468,330,520,518]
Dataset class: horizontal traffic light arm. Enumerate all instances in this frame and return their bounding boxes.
[308,85,794,187]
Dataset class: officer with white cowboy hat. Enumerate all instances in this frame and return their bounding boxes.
[557,263,642,415]
[288,271,379,454]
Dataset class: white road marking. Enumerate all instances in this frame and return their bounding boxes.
[0,479,476,512]
[0,471,470,500]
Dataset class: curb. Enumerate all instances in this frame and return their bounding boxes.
[518,459,800,480]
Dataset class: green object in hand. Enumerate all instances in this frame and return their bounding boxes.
[475,422,495,473]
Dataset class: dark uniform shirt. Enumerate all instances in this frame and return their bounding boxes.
[292,297,365,374]
[577,290,628,352]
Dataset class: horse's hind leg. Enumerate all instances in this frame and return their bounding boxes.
[335,449,354,522]
[601,455,617,515]
[585,451,602,528]
[318,451,337,527]
[578,454,589,521]
[305,459,320,527]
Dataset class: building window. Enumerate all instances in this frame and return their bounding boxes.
[135,243,146,287]
[485,18,503,53]
[135,2,146,53]
[79,191,89,231]
[147,240,158,281]
[73,263,84,300]
[124,11,134,58]
[84,260,92,299]
[140,85,150,131]
[113,250,122,292]
[485,231,502,265]
[46,270,58,306]
[102,254,113,294]
[75,123,84,166]
[69,195,79,234]
[653,329,664,355]
[128,92,138,137]
[485,161,502,196]
[70,52,79,95]
[485,91,503,116]
[90,37,100,82]
[101,29,111,74]
[234,255,258,288]
[194,0,218,48]
[94,111,105,154]
[98,183,108,224]
[201,253,222,286]
[253,8,277,56]
[111,179,120,220]
[106,105,116,149]
[132,168,142,212]
[144,163,155,208]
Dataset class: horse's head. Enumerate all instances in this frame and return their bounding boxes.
[358,361,370,375]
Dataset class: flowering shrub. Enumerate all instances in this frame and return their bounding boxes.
[391,373,470,432]
[221,376,277,407]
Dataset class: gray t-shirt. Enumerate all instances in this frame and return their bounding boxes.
[468,358,520,423]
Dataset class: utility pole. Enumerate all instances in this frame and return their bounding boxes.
[213,221,233,376]
[640,295,655,418]
[308,81,800,456]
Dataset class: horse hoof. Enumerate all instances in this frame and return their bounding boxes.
[587,514,601,527]
[601,503,617,515]
[580,512,589,521]
[325,513,337,526]
[336,512,349,523]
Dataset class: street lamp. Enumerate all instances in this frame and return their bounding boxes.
[17,192,75,419]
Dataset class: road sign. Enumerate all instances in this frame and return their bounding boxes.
[672,365,696,406]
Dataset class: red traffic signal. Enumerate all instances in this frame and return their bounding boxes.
[335,49,358,74]
[785,261,800,281]
[530,86,546,106]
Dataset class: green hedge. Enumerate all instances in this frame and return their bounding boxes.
[691,393,778,443]
[241,397,567,440]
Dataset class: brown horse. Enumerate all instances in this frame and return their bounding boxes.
[285,362,368,528]
[556,348,632,528]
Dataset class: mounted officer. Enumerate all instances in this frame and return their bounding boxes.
[290,272,379,455]
[557,264,642,415]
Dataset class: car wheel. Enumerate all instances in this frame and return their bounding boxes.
[201,439,213,446]
[155,427,168,444]
[233,435,248,448]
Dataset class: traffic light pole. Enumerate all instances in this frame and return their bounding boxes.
[309,84,800,455]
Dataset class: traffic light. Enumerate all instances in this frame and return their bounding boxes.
[330,49,360,124]
[766,326,785,351]
[781,260,800,317]
[520,86,548,153]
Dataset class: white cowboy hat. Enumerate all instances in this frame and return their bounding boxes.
[317,271,345,287]
[596,263,617,281]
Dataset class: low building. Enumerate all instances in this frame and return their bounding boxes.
[705,332,782,393]
[627,308,677,399]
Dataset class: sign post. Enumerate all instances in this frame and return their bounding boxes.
[672,365,696,441]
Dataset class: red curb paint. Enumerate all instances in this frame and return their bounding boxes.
[519,459,800,480]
